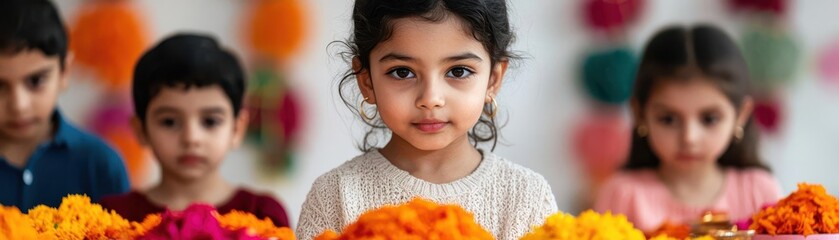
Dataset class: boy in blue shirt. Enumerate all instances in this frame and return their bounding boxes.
[0,0,130,211]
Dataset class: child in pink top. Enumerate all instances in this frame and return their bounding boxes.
[593,25,782,233]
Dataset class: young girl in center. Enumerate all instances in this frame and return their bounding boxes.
[594,25,783,233]
[296,0,558,239]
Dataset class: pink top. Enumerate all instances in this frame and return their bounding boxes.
[593,168,782,233]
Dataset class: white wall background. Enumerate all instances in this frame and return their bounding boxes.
[52,0,839,228]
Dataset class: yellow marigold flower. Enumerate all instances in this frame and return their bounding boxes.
[520,210,645,240]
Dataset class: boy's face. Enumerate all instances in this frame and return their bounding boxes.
[0,50,67,142]
[132,85,247,181]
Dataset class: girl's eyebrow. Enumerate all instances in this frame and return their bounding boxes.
[378,52,483,63]
[379,52,414,63]
[443,52,483,63]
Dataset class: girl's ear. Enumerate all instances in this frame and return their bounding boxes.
[130,116,149,146]
[487,59,508,101]
[736,96,754,127]
[230,109,250,149]
[354,57,376,104]
[631,98,644,125]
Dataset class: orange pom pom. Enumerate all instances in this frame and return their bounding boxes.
[244,0,308,61]
[102,127,148,188]
[70,1,149,91]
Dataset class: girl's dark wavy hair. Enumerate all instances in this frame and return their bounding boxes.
[624,25,770,172]
[335,0,517,152]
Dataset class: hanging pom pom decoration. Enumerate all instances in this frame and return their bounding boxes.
[741,25,801,91]
[817,38,839,92]
[244,0,307,62]
[571,111,631,182]
[753,97,784,135]
[242,0,309,176]
[86,95,148,188]
[582,0,645,33]
[244,67,305,174]
[580,47,638,105]
[69,0,149,91]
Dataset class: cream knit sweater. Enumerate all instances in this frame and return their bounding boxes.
[296,150,558,240]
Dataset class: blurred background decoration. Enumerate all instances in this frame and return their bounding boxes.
[241,0,309,179]
[69,0,151,188]
[571,0,644,210]
[728,0,800,136]
[50,0,839,227]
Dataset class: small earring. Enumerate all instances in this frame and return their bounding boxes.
[734,126,744,143]
[637,125,648,137]
[358,96,377,122]
[483,96,498,119]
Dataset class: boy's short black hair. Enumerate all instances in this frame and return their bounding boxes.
[132,33,246,123]
[0,0,68,68]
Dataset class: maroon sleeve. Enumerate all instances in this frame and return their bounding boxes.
[98,191,164,222]
[257,195,291,227]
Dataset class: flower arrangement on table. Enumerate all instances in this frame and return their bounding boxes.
[750,183,839,240]
[314,198,493,240]
[0,194,294,240]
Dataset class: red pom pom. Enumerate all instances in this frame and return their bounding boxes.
[729,0,788,15]
[582,0,644,32]
[753,98,783,134]
[571,111,631,180]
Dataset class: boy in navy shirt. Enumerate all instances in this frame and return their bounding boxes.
[0,0,130,211]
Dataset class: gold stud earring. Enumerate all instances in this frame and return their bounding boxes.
[637,125,648,137]
[734,126,744,143]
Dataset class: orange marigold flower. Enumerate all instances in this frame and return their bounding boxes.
[0,205,38,240]
[750,183,839,235]
[218,210,295,240]
[649,222,691,239]
[315,198,493,240]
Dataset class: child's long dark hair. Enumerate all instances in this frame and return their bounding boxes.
[624,25,770,171]
[337,0,516,152]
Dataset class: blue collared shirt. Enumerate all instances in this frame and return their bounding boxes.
[0,110,130,212]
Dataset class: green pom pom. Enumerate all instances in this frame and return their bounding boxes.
[581,47,638,104]
[741,26,801,89]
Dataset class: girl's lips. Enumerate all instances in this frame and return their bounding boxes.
[413,122,448,133]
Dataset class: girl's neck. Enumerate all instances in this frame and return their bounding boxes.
[657,162,726,208]
[379,134,482,184]
[146,171,236,211]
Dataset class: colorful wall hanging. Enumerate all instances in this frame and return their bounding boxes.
[86,94,148,188]
[242,0,309,177]
[566,0,645,211]
[70,0,151,188]
[728,0,796,135]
